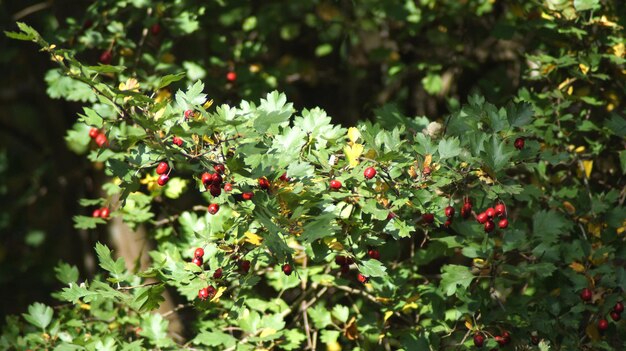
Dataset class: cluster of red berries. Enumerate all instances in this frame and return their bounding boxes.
[198,285,216,301]
[155,161,170,186]
[329,166,377,191]
[192,247,204,267]
[172,136,183,147]
[473,330,511,348]
[475,203,508,233]
[579,288,623,331]
[89,127,108,148]
[92,206,110,219]
[335,255,370,283]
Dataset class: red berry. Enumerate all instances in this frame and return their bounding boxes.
[485,207,496,218]
[484,220,495,233]
[282,264,293,276]
[212,173,223,185]
[258,177,270,190]
[206,285,216,299]
[209,184,221,197]
[422,167,431,176]
[514,137,525,150]
[279,173,290,182]
[198,287,209,300]
[213,164,225,174]
[498,218,509,229]
[157,174,169,186]
[357,273,369,284]
[335,256,347,265]
[598,318,609,331]
[530,335,539,345]
[502,331,511,342]
[329,179,342,190]
[340,264,350,274]
[201,172,212,186]
[364,167,377,180]
[614,302,624,313]
[345,257,355,265]
[610,311,621,321]
[495,336,507,346]
[92,209,101,218]
[494,203,506,217]
[226,71,237,82]
[445,206,455,218]
[387,212,397,220]
[95,133,108,147]
[367,249,380,260]
[473,334,485,347]
[156,162,169,175]
[580,288,592,301]
[242,192,254,200]
[444,219,452,228]
[208,203,219,215]
[172,136,183,146]
[213,268,223,279]
[239,260,251,273]
[224,183,233,192]
[476,212,488,224]
[99,50,112,64]
[192,257,203,267]
[184,109,194,120]
[100,207,110,219]
[89,128,100,138]
[194,248,204,258]
[150,23,161,35]
[422,213,435,224]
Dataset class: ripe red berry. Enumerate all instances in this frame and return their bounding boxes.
[364,167,377,179]
[580,288,592,301]
[340,264,350,274]
[206,285,216,299]
[514,137,525,150]
[614,302,624,313]
[95,133,108,147]
[194,248,204,258]
[485,207,496,218]
[212,173,223,185]
[494,203,506,217]
[422,166,431,176]
[208,203,219,215]
[172,136,183,146]
[335,256,347,265]
[92,209,101,218]
[198,287,209,300]
[387,212,397,220]
[213,164,225,174]
[282,264,293,276]
[213,268,223,279]
[192,257,203,267]
[242,192,254,200]
[473,334,485,347]
[610,311,621,321]
[498,218,509,229]
[150,23,161,36]
[224,183,233,192]
[345,257,355,265]
[100,207,110,219]
[445,206,455,218]
[201,172,212,186]
[184,109,194,120]
[89,128,100,138]
[156,162,169,175]
[422,213,435,224]
[502,331,511,342]
[329,179,342,190]
[484,220,495,233]
[495,336,507,346]
[239,260,251,273]
[157,174,169,186]
[209,184,221,197]
[476,212,488,224]
[444,219,452,228]
[279,173,290,182]
[226,71,237,82]
[357,273,369,284]
[367,249,380,260]
[598,318,609,331]
[99,50,112,64]
[258,177,270,190]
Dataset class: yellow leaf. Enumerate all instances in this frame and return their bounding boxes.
[579,63,589,75]
[569,262,585,273]
[465,315,473,330]
[596,15,618,27]
[259,328,277,338]
[402,302,418,313]
[581,160,593,178]
[343,317,359,341]
[203,99,214,110]
[587,222,602,238]
[323,237,344,251]
[557,78,575,90]
[586,323,600,341]
[244,231,263,246]
[161,52,176,63]
[575,146,586,153]
[562,201,576,214]
[541,12,554,20]
[613,43,625,58]
[347,127,361,144]
[423,154,432,169]
[326,341,341,351]
[210,286,227,302]
[383,311,394,323]
[375,297,392,304]
[80,303,91,310]
[344,143,363,168]
[155,89,171,103]
[567,86,573,95]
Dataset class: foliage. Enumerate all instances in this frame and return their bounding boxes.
[2,1,626,350]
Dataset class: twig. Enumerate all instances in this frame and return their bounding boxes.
[13,1,51,20]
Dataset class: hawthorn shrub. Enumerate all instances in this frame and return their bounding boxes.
[3,1,626,350]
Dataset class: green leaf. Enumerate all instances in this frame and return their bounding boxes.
[359,259,387,278]
[422,73,443,95]
[282,329,306,350]
[157,72,186,90]
[320,330,341,344]
[254,91,294,133]
[163,177,188,199]
[331,305,350,323]
[440,265,474,296]
[73,215,106,229]
[131,285,165,312]
[482,135,511,172]
[307,304,332,329]
[193,331,237,348]
[22,302,53,330]
[573,0,600,11]
[95,242,127,282]
[139,314,174,348]
[619,150,626,174]
[532,211,570,244]
[300,213,338,243]
[55,262,79,284]
[437,137,461,159]
[506,102,534,128]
